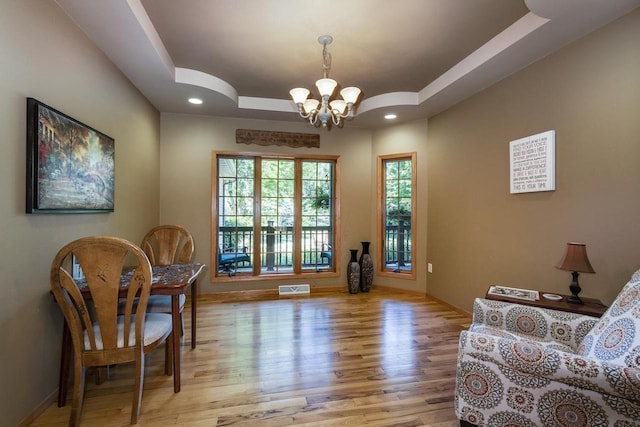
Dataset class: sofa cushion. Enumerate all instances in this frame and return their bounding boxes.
[579,273,640,367]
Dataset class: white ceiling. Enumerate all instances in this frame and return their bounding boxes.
[55,0,640,129]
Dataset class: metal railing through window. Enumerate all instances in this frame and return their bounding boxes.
[218,226,333,272]
[218,224,411,274]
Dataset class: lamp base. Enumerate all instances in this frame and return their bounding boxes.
[567,271,584,304]
[566,294,584,304]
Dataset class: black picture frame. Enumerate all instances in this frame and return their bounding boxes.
[26,98,115,213]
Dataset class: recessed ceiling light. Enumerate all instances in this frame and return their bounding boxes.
[384,113,397,120]
[188,97,203,105]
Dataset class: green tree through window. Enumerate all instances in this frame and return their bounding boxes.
[214,154,338,277]
[379,153,416,277]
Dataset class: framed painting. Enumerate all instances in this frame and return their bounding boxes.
[26,98,114,213]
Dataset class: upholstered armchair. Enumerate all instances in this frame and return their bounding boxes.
[455,273,640,426]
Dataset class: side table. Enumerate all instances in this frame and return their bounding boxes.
[485,289,608,317]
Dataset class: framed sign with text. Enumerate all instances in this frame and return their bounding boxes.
[509,130,555,194]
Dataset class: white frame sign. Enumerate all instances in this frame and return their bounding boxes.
[509,130,556,194]
[488,285,540,301]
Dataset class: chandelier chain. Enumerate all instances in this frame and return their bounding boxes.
[322,43,332,79]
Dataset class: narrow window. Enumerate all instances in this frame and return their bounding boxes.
[378,153,416,278]
[217,157,255,275]
[261,158,295,274]
[301,160,334,272]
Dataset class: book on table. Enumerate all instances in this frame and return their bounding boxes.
[487,285,540,301]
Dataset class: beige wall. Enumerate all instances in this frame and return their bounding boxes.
[159,113,375,291]
[0,1,161,425]
[158,114,428,293]
[371,119,429,292]
[427,9,640,312]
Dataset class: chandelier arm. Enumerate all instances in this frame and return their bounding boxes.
[331,112,341,127]
[297,105,319,120]
[344,104,355,119]
[330,108,350,121]
[309,111,319,126]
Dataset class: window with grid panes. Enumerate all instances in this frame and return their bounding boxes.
[214,153,338,278]
[378,153,416,278]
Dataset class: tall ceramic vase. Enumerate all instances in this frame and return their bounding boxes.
[359,241,373,292]
[347,249,360,294]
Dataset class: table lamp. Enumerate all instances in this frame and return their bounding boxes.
[555,242,595,304]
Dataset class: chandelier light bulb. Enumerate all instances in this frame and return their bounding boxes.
[340,87,361,104]
[329,100,347,114]
[315,78,337,97]
[303,99,319,114]
[289,88,310,104]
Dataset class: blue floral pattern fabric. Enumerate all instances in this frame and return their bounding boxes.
[581,278,640,366]
[455,275,640,426]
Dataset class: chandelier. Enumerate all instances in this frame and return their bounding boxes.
[289,35,361,128]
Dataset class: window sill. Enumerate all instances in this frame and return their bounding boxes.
[378,270,416,280]
[212,270,340,283]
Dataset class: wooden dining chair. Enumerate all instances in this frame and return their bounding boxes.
[140,224,194,267]
[139,225,195,333]
[50,236,173,426]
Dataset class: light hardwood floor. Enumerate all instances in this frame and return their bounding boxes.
[32,287,471,426]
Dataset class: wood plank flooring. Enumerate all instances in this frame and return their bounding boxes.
[31,288,470,427]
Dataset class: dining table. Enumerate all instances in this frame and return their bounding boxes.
[57,263,206,407]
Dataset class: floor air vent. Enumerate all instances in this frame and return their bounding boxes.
[278,284,310,295]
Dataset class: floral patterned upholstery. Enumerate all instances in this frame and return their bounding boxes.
[580,278,640,367]
[455,274,640,426]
